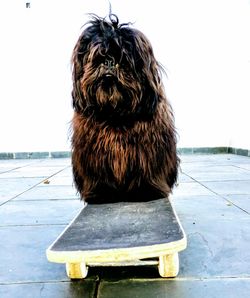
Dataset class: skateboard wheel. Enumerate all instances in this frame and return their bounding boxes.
[158,253,179,277]
[66,262,88,279]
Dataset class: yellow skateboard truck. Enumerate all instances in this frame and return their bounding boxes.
[46,198,187,279]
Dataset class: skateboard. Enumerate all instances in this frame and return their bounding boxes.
[46,198,187,279]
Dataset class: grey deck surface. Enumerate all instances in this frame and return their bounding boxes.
[50,199,183,252]
[0,154,250,298]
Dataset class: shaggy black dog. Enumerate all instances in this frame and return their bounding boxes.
[71,14,179,203]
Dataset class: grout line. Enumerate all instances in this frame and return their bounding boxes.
[105,276,250,282]
[183,173,250,215]
[0,166,70,207]
[0,223,67,228]
[0,166,24,175]
[0,160,46,175]
[0,276,250,286]
[0,280,74,286]
[8,198,79,202]
[179,178,250,183]
[232,165,250,172]
[0,176,53,180]
[93,276,101,298]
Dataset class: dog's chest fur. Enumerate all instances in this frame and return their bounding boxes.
[72,111,165,187]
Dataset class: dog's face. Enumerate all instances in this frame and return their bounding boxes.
[72,14,163,124]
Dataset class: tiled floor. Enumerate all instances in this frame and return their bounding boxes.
[0,154,250,297]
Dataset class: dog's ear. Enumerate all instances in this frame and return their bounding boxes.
[71,34,89,112]
[133,30,163,119]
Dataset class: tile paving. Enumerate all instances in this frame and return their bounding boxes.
[0,154,249,297]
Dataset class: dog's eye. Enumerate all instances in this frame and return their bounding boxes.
[120,58,130,70]
[92,56,102,64]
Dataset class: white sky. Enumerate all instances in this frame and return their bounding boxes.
[0,0,249,151]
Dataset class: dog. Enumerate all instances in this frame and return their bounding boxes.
[71,13,179,204]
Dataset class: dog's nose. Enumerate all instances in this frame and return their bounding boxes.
[104,58,115,70]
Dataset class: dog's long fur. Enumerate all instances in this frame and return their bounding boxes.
[71,14,179,203]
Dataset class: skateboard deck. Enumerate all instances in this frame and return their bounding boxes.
[46,198,187,278]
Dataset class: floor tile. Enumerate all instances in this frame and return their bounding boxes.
[171,195,250,278]
[98,278,250,298]
[178,173,194,183]
[173,182,214,197]
[0,159,39,167]
[0,226,69,283]
[234,163,250,171]
[179,219,250,278]
[0,177,44,204]
[37,158,71,167]
[0,280,96,298]
[172,194,243,218]
[0,167,17,174]
[53,167,73,177]
[0,200,82,226]
[180,154,233,164]
[37,176,74,187]
[201,180,250,195]
[182,165,250,182]
[13,185,79,201]
[0,166,68,178]
[224,194,250,213]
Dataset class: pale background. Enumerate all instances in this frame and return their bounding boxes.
[0,0,249,152]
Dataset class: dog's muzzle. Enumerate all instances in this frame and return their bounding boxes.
[103,58,117,77]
